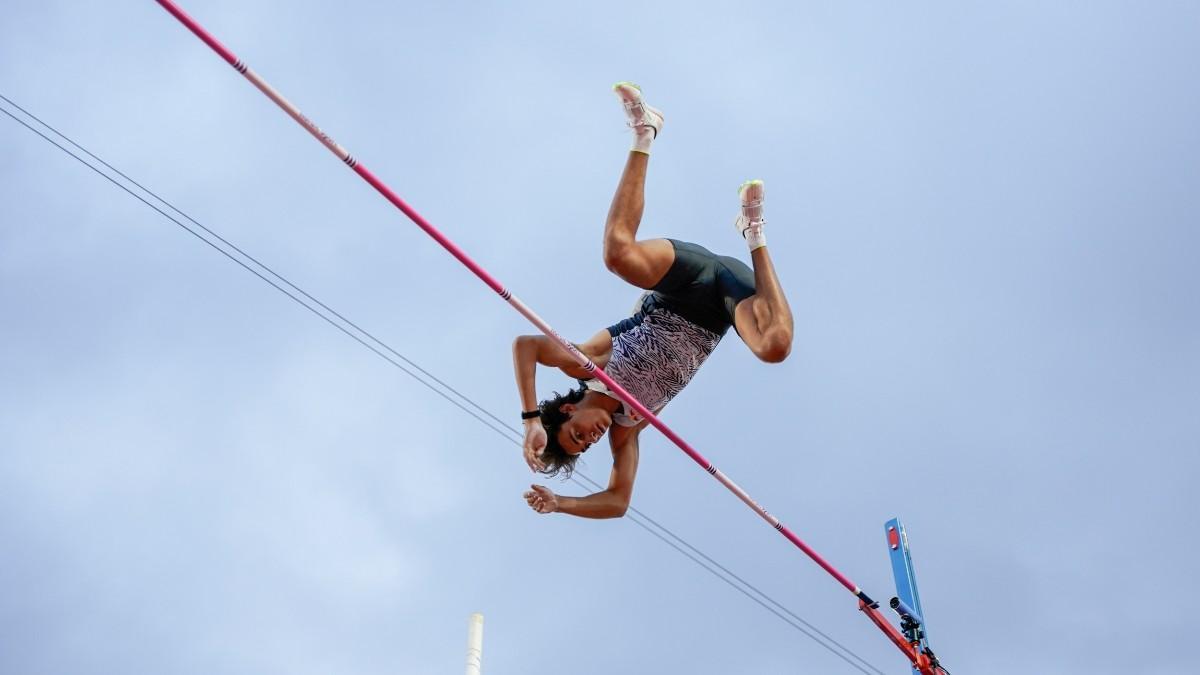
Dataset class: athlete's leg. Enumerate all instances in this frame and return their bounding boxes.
[731,180,793,363]
[734,246,794,363]
[602,83,674,289]
[603,151,674,288]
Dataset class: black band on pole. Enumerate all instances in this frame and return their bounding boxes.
[856,590,879,609]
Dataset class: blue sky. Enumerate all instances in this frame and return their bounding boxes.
[2,2,1197,673]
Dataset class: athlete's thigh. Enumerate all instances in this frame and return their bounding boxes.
[613,238,675,289]
[732,295,761,342]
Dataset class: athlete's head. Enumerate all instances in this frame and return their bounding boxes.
[536,386,612,477]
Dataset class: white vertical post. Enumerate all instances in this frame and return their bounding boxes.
[465,613,484,675]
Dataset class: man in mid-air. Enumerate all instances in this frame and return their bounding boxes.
[513,82,794,518]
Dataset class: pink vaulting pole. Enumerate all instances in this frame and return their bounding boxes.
[154,0,895,632]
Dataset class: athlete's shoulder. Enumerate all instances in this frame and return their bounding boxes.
[608,422,643,448]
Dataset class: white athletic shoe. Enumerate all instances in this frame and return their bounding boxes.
[735,179,767,250]
[613,81,665,139]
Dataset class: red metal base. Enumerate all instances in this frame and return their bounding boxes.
[858,600,942,675]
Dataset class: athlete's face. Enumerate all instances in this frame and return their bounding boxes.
[556,404,612,455]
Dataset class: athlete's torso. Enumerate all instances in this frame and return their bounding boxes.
[584,302,723,427]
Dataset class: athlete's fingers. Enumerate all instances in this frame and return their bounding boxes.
[528,487,545,509]
[524,443,546,470]
[524,449,542,472]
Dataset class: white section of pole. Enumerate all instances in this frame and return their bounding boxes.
[465,613,484,675]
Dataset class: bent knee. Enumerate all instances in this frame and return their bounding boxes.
[755,332,793,364]
[602,238,633,273]
[603,249,627,276]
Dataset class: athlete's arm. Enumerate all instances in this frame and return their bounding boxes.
[525,425,642,519]
[512,330,610,472]
[511,330,611,412]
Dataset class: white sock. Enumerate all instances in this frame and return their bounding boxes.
[631,126,655,154]
[744,223,767,251]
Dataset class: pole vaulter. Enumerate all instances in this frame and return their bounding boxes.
[153,2,945,672]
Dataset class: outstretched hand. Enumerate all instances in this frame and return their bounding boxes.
[524,484,559,514]
[523,420,547,472]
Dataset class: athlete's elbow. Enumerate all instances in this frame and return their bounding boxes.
[609,494,631,518]
[512,334,536,355]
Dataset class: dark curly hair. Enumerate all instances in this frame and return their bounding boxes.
[536,384,589,478]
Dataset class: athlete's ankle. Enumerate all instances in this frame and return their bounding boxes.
[632,126,656,154]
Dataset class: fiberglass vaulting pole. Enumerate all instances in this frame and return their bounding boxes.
[152,2,934,671]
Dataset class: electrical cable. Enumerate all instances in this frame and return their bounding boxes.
[1,93,887,675]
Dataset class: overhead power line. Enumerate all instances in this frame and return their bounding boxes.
[0,92,886,675]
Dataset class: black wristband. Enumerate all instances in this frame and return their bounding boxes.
[521,409,541,420]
